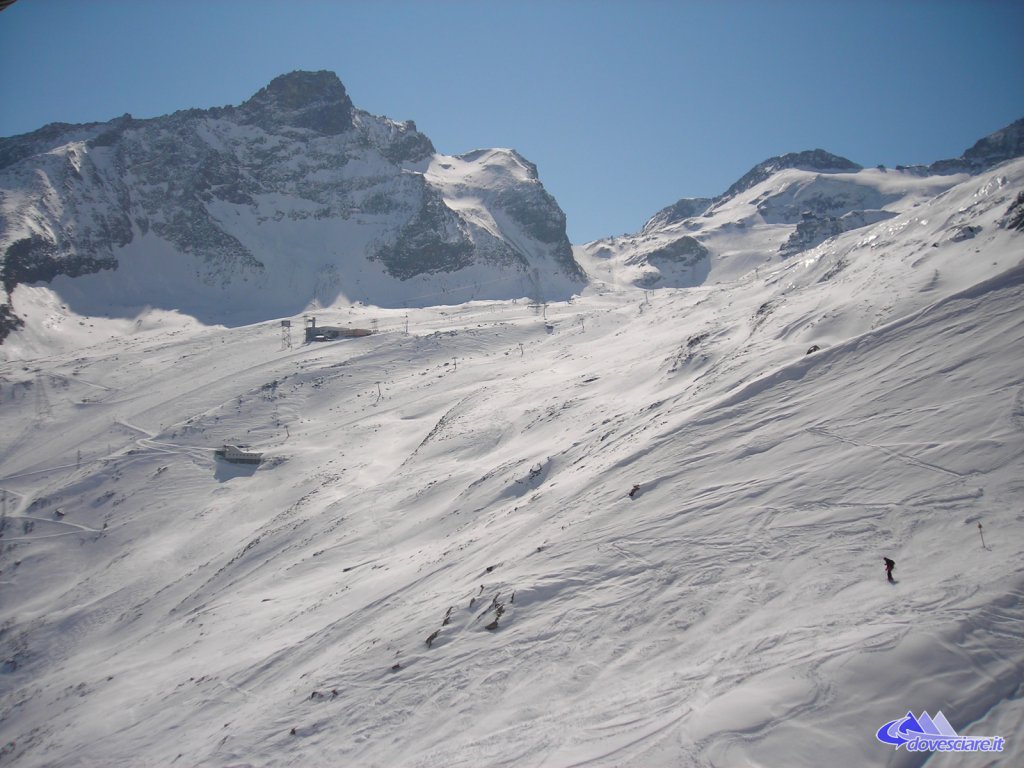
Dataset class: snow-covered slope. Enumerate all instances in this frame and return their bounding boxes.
[576,123,1023,290]
[1,155,1022,767]
[575,163,958,289]
[0,71,584,344]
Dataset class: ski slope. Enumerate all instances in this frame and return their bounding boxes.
[1,161,1022,767]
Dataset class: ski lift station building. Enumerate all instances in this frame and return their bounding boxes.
[214,444,263,465]
[304,316,374,342]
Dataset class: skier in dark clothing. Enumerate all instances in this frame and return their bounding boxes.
[629,484,640,498]
[883,557,895,583]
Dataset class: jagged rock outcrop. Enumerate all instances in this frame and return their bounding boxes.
[370,177,474,280]
[641,197,714,234]
[630,235,709,288]
[0,301,23,339]
[927,118,1024,175]
[779,209,896,257]
[0,70,585,341]
[1002,192,1024,232]
[2,234,118,293]
[492,158,583,281]
[238,70,356,136]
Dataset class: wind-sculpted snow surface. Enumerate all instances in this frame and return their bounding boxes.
[0,158,1022,766]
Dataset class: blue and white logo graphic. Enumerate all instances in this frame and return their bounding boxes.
[876,710,1005,753]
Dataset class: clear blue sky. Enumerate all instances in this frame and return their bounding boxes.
[2,0,1022,243]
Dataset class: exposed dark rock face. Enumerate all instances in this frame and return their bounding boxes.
[1002,192,1024,232]
[779,215,847,257]
[962,118,1024,168]
[779,210,895,257]
[371,180,474,280]
[0,235,117,342]
[925,118,1024,175]
[2,235,117,294]
[0,301,23,342]
[380,121,435,165]
[1,121,106,172]
[495,183,585,282]
[639,235,709,267]
[239,70,355,135]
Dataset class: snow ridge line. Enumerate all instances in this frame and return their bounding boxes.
[706,259,1024,416]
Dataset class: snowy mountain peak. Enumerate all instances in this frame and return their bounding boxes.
[634,150,862,242]
[719,148,863,203]
[0,71,584,345]
[448,148,541,184]
[962,116,1024,167]
[577,123,1023,290]
[238,70,355,135]
[922,115,1024,176]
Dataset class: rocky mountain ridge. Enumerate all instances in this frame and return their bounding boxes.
[578,119,1024,289]
[1,74,1021,344]
[0,71,584,342]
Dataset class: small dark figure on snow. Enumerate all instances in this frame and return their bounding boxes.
[629,484,640,498]
[883,557,895,583]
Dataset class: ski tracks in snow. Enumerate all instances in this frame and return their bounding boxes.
[808,424,966,479]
